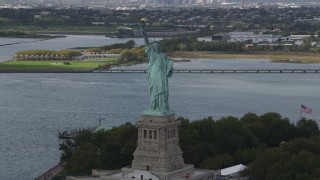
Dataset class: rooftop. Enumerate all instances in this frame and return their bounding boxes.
[220,164,247,176]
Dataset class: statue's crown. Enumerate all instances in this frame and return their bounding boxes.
[151,40,161,44]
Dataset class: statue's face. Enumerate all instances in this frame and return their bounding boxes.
[152,42,162,53]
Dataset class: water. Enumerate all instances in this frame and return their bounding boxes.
[0,72,319,180]
[0,36,320,179]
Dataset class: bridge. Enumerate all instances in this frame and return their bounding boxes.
[92,69,320,74]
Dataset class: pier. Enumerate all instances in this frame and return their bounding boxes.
[92,69,320,74]
[58,127,96,139]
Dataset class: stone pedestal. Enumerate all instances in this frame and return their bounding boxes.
[131,114,185,172]
[68,114,216,180]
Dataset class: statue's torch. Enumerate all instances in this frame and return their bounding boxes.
[140,17,148,27]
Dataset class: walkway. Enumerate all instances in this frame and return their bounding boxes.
[35,163,64,180]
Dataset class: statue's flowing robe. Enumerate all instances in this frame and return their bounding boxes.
[145,45,173,112]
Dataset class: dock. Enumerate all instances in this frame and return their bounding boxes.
[58,127,96,139]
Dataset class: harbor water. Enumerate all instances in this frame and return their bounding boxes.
[0,36,319,179]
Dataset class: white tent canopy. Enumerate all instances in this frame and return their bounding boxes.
[220,164,247,176]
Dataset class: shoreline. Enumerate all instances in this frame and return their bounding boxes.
[1,51,320,73]
[168,51,320,64]
[0,69,91,73]
[0,33,66,39]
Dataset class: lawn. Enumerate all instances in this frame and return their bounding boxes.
[0,60,116,72]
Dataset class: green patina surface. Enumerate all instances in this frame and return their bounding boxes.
[141,21,174,116]
[142,109,175,116]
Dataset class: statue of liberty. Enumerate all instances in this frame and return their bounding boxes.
[141,18,174,116]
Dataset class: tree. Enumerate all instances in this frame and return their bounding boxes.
[14,49,81,60]
[246,137,320,180]
[302,38,312,51]
[240,112,259,124]
[259,112,296,146]
[59,113,320,176]
[120,47,145,61]
[126,40,136,49]
[258,8,268,17]
[84,48,102,54]
[59,139,75,163]
[102,40,136,51]
[296,118,320,137]
[69,143,98,173]
[58,49,81,59]
[121,49,134,61]
[201,153,234,169]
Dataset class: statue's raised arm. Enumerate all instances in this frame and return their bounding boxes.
[140,18,149,46]
[141,19,174,117]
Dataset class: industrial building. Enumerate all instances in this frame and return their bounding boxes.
[212,32,280,44]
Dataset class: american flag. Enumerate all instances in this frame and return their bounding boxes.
[301,104,312,114]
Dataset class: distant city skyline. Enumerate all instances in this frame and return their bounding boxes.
[0,0,319,7]
[0,0,318,3]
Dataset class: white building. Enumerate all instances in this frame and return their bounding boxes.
[281,35,318,45]
[220,164,247,177]
[228,32,280,44]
